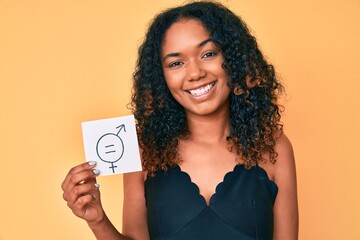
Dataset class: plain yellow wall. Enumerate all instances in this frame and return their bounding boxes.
[0,0,359,239]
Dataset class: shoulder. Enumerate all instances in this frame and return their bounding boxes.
[272,133,296,183]
[258,133,295,183]
[275,133,294,161]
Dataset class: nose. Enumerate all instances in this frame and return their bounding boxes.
[187,60,206,81]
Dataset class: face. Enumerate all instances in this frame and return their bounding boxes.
[161,19,230,118]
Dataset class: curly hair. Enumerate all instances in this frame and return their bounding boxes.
[131,1,284,175]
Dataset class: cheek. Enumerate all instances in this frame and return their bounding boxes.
[164,76,175,91]
[164,72,183,91]
[204,59,226,77]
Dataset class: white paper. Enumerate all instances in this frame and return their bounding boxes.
[81,115,142,176]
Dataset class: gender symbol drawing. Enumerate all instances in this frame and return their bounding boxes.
[96,124,126,173]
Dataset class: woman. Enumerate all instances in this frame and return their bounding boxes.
[61,1,298,239]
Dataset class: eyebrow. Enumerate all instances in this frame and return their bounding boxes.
[162,38,214,61]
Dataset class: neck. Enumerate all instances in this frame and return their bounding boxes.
[185,108,231,144]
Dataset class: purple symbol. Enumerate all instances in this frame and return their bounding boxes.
[96,125,126,173]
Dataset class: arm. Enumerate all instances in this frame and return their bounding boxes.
[272,134,299,240]
[88,214,127,240]
[122,171,150,240]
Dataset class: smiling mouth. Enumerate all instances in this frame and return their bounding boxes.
[187,82,216,97]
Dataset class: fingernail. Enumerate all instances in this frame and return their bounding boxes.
[92,169,100,175]
[92,195,96,200]
[94,183,100,188]
[88,161,96,166]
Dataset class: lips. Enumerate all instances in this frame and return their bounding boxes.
[187,82,216,97]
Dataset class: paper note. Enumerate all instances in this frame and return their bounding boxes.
[81,115,142,176]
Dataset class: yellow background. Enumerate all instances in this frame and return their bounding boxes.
[1,0,359,239]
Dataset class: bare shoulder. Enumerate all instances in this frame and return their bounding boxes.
[272,133,296,180]
[275,133,294,159]
[275,132,293,153]
[258,133,295,182]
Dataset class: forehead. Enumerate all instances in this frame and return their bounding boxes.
[161,19,210,54]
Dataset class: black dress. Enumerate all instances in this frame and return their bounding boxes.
[144,164,278,240]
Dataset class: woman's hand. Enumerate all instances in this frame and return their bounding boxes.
[61,161,104,225]
[62,162,128,239]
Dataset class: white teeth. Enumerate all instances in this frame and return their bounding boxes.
[188,83,215,96]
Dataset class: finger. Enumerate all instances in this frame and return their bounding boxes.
[62,168,100,200]
[64,167,99,192]
[71,194,94,218]
[61,161,97,191]
[66,182,100,204]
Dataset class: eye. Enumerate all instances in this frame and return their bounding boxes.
[168,61,183,68]
[202,51,218,59]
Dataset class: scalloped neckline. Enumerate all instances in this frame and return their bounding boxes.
[174,164,241,207]
[173,164,277,207]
